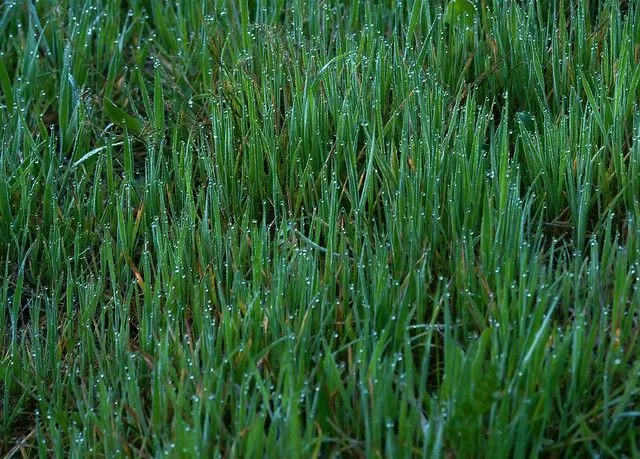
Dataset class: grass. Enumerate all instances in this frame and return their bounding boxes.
[1,0,639,456]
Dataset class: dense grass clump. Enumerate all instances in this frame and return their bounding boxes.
[1,0,640,456]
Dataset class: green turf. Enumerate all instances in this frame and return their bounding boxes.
[1,0,639,456]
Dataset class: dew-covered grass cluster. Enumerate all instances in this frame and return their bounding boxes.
[1,0,640,457]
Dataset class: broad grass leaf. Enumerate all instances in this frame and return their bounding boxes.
[445,0,478,28]
[104,97,144,135]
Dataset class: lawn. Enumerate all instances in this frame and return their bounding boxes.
[1,0,639,456]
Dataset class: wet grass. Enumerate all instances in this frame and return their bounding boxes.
[1,0,639,456]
